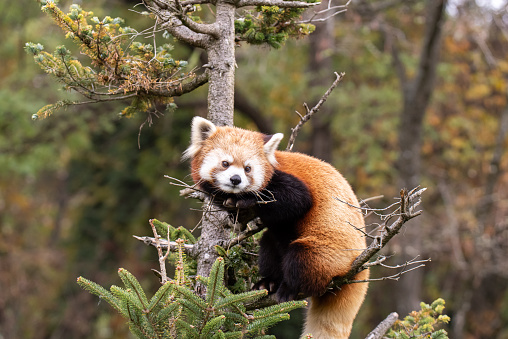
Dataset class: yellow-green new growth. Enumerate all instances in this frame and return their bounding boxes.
[387,298,450,339]
[26,2,199,119]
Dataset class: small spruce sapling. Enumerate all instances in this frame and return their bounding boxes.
[77,220,307,338]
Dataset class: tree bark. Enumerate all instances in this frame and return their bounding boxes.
[143,0,238,284]
[206,1,236,127]
[194,0,237,283]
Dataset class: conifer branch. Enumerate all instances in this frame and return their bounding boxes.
[179,16,219,38]
[226,218,264,248]
[146,70,209,97]
[166,0,220,38]
[142,0,214,48]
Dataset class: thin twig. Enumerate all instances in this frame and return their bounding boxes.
[286,72,345,151]
[133,235,195,254]
[329,187,427,289]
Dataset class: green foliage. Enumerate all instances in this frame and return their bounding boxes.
[78,236,306,338]
[234,5,315,48]
[216,233,260,293]
[151,219,196,244]
[25,1,193,118]
[386,298,450,339]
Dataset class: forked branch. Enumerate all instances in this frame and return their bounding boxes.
[148,219,172,283]
[329,186,427,289]
[286,72,345,151]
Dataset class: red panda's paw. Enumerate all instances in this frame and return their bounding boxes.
[223,196,257,209]
[275,281,298,302]
[253,278,279,294]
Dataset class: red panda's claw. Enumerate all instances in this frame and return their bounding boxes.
[223,198,236,208]
[253,278,279,294]
[235,198,256,209]
[275,281,298,302]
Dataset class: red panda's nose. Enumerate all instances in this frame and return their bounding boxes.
[230,175,242,186]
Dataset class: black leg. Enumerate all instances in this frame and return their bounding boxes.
[253,230,285,293]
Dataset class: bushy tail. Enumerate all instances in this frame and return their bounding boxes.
[302,280,368,339]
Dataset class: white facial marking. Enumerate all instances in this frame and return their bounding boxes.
[246,158,264,192]
[199,151,226,181]
[215,165,250,193]
[199,150,255,193]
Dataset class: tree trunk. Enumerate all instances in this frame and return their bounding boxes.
[206,1,236,127]
[394,0,446,315]
[194,0,236,284]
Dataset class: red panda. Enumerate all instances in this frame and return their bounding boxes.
[183,116,369,338]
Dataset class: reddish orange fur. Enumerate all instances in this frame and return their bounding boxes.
[273,152,369,338]
[191,127,274,188]
[188,122,368,338]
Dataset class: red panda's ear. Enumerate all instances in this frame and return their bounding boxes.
[182,117,217,161]
[263,133,283,166]
[191,116,217,143]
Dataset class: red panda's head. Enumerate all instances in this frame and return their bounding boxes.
[183,117,283,194]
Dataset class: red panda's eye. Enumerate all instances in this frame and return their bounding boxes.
[222,161,230,168]
[245,166,251,173]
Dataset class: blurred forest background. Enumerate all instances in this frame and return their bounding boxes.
[1,0,508,338]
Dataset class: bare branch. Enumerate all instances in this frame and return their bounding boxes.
[349,256,431,284]
[133,235,195,254]
[149,219,172,283]
[180,0,214,6]
[365,312,399,339]
[225,218,264,248]
[286,72,345,151]
[353,0,419,16]
[246,187,427,312]
[329,187,427,289]
[164,175,209,201]
[236,0,320,8]
[298,0,350,24]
